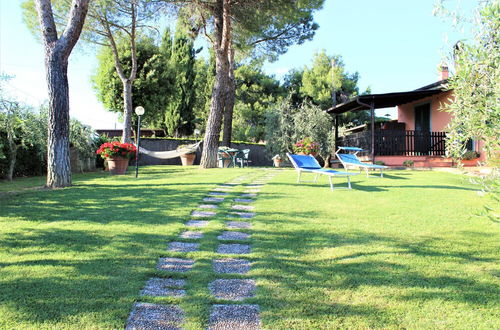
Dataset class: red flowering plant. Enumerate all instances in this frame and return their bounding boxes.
[293,137,320,155]
[96,141,137,160]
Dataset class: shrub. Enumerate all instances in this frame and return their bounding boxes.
[374,160,385,166]
[463,150,480,160]
[403,160,414,167]
[293,137,320,155]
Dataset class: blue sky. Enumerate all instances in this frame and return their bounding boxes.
[0,0,477,129]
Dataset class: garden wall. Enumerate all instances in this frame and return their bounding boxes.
[138,139,273,167]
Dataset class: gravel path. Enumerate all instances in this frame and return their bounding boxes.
[141,278,186,297]
[126,303,184,329]
[198,204,219,209]
[226,221,252,229]
[231,204,255,211]
[179,231,203,239]
[168,241,200,252]
[209,279,256,300]
[156,257,194,272]
[191,210,216,217]
[185,220,209,227]
[217,231,250,241]
[213,258,251,274]
[217,243,251,255]
[204,197,225,203]
[208,304,261,330]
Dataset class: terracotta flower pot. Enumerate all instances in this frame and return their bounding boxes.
[461,158,480,167]
[180,153,196,166]
[107,157,129,175]
[297,152,317,157]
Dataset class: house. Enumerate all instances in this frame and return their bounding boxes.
[326,66,485,167]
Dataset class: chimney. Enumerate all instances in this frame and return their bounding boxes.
[439,63,449,80]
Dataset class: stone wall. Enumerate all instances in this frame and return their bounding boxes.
[70,149,97,173]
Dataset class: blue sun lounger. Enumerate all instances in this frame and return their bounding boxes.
[286,153,358,190]
[335,147,388,177]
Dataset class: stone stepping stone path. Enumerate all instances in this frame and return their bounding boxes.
[204,197,224,203]
[231,204,255,211]
[209,191,228,196]
[217,243,251,255]
[228,212,256,219]
[208,304,261,330]
[218,231,250,241]
[213,187,233,192]
[244,188,261,192]
[198,204,218,209]
[157,257,194,273]
[179,230,203,239]
[126,303,184,329]
[213,258,251,274]
[234,198,255,203]
[191,210,216,218]
[141,278,186,297]
[209,279,256,300]
[185,220,209,228]
[127,171,280,329]
[226,221,252,229]
[168,241,199,252]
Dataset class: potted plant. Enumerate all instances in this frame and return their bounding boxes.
[96,142,136,175]
[272,154,282,167]
[177,144,197,166]
[293,137,320,156]
[461,150,480,166]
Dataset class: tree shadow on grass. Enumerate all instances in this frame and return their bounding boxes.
[0,181,230,225]
[0,167,264,327]
[0,229,172,327]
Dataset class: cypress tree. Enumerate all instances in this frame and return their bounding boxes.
[164,23,196,137]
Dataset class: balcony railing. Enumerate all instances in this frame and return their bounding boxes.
[337,130,447,156]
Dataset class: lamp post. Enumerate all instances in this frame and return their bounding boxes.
[134,106,145,178]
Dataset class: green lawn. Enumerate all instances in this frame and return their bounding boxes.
[0,167,498,329]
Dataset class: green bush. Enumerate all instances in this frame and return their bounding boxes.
[403,160,414,167]
[463,150,480,160]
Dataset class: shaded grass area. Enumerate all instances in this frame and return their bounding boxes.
[1,167,499,328]
[0,166,258,329]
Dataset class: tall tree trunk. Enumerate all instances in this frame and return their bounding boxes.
[6,143,17,182]
[222,46,235,147]
[122,79,133,143]
[200,0,231,168]
[200,47,229,168]
[35,0,90,188]
[45,53,72,187]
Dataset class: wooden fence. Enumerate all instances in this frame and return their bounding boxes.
[138,139,272,167]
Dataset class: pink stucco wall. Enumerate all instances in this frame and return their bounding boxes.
[397,91,454,131]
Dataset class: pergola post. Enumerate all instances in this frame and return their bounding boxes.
[334,115,339,151]
[370,102,375,163]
